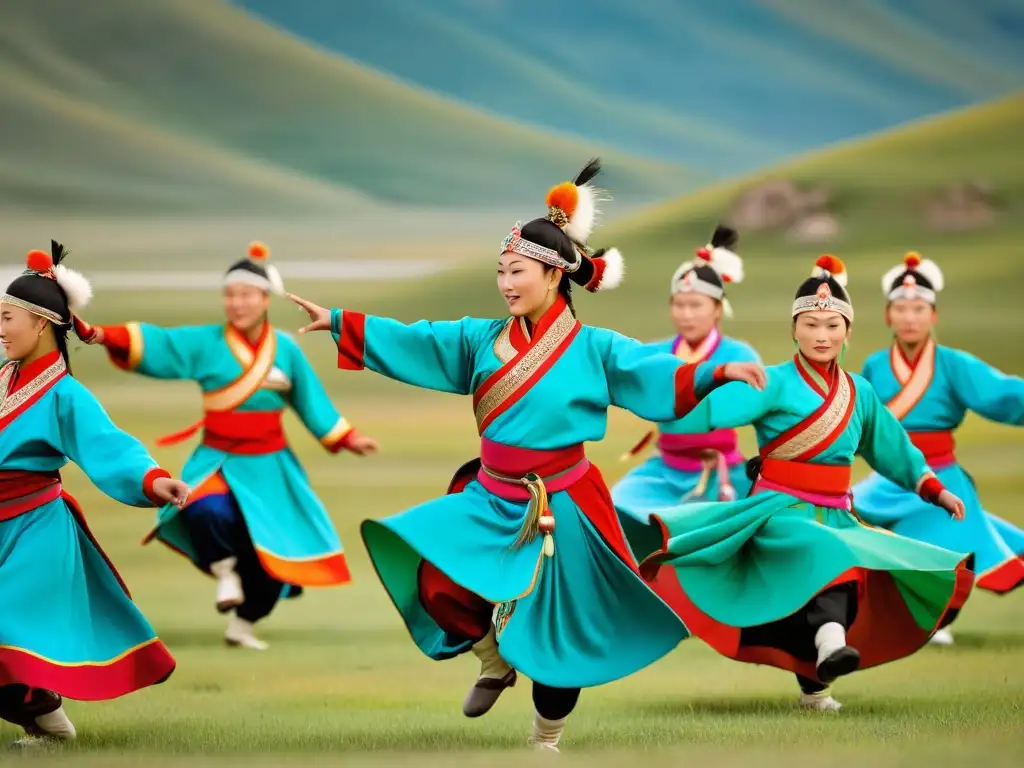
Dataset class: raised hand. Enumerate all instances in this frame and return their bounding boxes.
[720,362,767,391]
[288,294,332,335]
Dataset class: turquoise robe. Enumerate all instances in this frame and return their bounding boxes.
[100,322,353,587]
[638,356,974,680]
[0,352,175,701]
[612,332,760,561]
[330,298,724,689]
[853,341,1024,594]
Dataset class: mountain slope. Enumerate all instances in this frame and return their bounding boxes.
[0,0,695,215]
[234,0,1024,174]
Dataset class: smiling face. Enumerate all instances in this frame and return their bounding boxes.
[793,311,850,365]
[496,251,560,318]
[886,298,935,346]
[670,291,721,346]
[0,302,49,362]
[222,283,270,333]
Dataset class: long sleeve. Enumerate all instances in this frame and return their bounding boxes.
[284,336,356,453]
[600,329,723,422]
[947,349,1024,426]
[331,309,493,395]
[856,380,932,493]
[672,371,779,433]
[57,381,170,507]
[92,322,209,381]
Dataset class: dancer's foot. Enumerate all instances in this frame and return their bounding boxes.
[10,703,76,748]
[928,628,954,646]
[210,556,244,613]
[224,616,268,650]
[798,689,842,712]
[462,627,515,717]
[814,622,860,684]
[527,712,566,752]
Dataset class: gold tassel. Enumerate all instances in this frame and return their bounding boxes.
[513,472,555,557]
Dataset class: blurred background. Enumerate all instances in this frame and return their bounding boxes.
[1,1,1023,763]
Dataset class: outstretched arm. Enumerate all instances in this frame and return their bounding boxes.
[857,381,964,519]
[57,383,189,508]
[948,349,1024,426]
[601,329,766,422]
[75,316,206,381]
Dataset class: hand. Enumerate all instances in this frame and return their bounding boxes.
[73,317,104,345]
[151,477,191,509]
[288,294,332,335]
[720,362,767,391]
[345,433,380,457]
[937,489,965,520]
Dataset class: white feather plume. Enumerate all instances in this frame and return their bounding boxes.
[812,264,848,287]
[880,263,905,296]
[54,264,93,313]
[595,248,624,291]
[914,259,944,292]
[264,263,286,295]
[564,183,609,246]
[708,247,744,284]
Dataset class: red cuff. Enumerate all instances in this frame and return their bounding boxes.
[713,364,728,383]
[919,476,945,504]
[143,468,172,506]
[337,311,367,371]
[99,325,135,370]
[674,365,699,418]
[340,428,363,452]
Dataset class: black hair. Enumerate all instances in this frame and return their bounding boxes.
[544,265,576,317]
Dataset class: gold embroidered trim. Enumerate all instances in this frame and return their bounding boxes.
[202,326,277,412]
[887,338,935,421]
[0,295,63,325]
[768,370,852,460]
[224,324,290,391]
[475,305,577,430]
[493,318,517,364]
[0,356,67,422]
[125,322,145,370]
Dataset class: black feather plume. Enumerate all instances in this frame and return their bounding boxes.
[573,157,601,187]
[51,239,70,267]
[710,225,738,250]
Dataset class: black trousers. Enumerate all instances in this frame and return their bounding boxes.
[184,493,287,622]
[0,685,61,729]
[739,583,858,694]
[532,682,580,720]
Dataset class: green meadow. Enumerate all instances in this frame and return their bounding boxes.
[4,97,1023,765]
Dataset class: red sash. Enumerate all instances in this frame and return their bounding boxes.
[157,324,277,446]
[472,298,580,434]
[886,338,935,421]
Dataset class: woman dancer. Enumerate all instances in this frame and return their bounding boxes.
[290,160,765,752]
[77,242,378,651]
[852,252,1024,645]
[612,225,760,560]
[636,255,974,713]
[0,243,188,747]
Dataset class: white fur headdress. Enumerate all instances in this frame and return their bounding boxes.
[880,252,943,304]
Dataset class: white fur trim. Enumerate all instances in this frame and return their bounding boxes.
[880,258,944,297]
[812,265,848,287]
[53,265,92,313]
[709,247,744,284]
[563,183,609,245]
[596,248,624,291]
[880,263,905,296]
[264,263,285,295]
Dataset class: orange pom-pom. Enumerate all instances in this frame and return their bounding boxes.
[816,254,845,274]
[545,182,579,220]
[904,251,921,269]
[248,241,269,261]
[26,249,53,273]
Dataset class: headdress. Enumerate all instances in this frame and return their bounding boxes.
[500,158,624,292]
[2,240,92,325]
[669,224,744,317]
[224,241,284,295]
[880,252,943,305]
[792,254,853,322]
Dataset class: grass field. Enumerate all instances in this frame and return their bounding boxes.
[4,98,1024,765]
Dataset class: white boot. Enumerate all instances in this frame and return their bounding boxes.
[814,622,860,684]
[929,628,954,646]
[798,688,843,712]
[209,557,244,613]
[224,615,268,650]
[10,705,76,748]
[462,627,516,717]
[527,711,566,752]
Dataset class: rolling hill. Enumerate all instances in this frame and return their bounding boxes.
[0,0,695,216]
[356,95,1024,372]
[234,0,1024,175]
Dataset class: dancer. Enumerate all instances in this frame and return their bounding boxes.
[636,255,974,714]
[612,225,759,561]
[77,242,378,650]
[852,252,1024,645]
[290,160,765,752]
[0,242,188,747]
